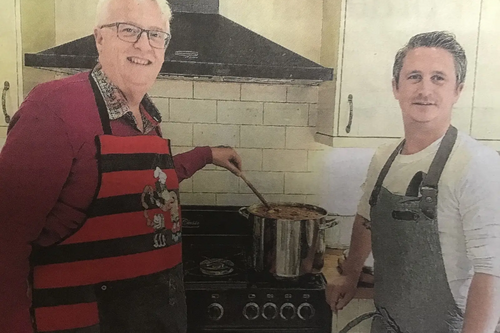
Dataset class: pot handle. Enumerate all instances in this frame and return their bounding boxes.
[238,207,250,219]
[321,214,340,229]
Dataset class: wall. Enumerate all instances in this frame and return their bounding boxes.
[148,79,332,206]
[20,0,56,95]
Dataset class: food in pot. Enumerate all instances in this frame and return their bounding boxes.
[253,204,325,220]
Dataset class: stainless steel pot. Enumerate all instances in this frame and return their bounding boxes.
[239,202,338,279]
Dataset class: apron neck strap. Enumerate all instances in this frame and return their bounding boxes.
[369,125,458,207]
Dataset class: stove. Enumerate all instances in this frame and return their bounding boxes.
[182,205,332,333]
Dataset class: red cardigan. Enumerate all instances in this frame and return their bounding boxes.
[0,72,212,332]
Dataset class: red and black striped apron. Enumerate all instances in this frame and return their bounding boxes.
[30,74,186,333]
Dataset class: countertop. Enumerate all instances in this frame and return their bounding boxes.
[322,248,374,299]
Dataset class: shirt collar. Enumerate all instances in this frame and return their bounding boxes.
[90,64,162,132]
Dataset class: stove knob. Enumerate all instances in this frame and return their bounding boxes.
[279,302,296,320]
[297,303,315,320]
[243,302,260,320]
[207,303,224,321]
[262,303,278,320]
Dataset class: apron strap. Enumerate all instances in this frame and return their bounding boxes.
[369,140,405,207]
[369,125,458,209]
[419,125,458,219]
[89,72,113,135]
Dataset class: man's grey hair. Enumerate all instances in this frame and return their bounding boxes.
[393,31,467,88]
[95,0,172,27]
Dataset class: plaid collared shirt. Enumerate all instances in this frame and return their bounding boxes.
[91,64,162,134]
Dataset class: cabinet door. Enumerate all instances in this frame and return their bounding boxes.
[0,0,21,130]
[337,0,480,138]
[470,0,500,140]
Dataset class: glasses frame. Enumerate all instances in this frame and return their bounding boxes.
[100,22,171,49]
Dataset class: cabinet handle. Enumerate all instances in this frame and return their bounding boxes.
[345,94,353,133]
[2,81,11,124]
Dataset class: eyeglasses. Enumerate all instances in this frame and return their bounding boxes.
[100,22,171,49]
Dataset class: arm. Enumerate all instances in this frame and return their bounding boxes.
[462,273,500,333]
[0,101,74,332]
[326,214,372,312]
[458,148,500,333]
[173,146,212,182]
[173,146,242,182]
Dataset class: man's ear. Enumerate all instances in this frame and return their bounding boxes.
[94,28,103,54]
[392,78,399,100]
[453,82,464,103]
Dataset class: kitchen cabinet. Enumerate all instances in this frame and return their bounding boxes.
[316,0,481,148]
[0,0,22,130]
[470,0,500,148]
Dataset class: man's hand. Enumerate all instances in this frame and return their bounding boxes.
[211,146,243,176]
[326,273,359,313]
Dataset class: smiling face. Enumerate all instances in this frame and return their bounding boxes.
[94,0,169,96]
[393,47,464,130]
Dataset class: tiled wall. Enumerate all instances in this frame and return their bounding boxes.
[149,79,330,207]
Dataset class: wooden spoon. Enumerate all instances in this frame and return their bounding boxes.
[239,173,271,209]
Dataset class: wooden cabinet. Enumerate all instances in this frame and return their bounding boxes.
[0,0,22,130]
[470,0,500,146]
[316,0,482,148]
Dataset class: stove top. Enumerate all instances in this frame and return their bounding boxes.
[181,205,332,332]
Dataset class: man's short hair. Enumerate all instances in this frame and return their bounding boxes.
[95,0,172,27]
[393,31,467,88]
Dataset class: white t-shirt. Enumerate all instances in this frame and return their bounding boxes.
[358,131,500,327]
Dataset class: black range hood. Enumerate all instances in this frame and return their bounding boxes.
[24,0,333,83]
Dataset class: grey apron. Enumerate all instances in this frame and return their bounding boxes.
[340,126,463,333]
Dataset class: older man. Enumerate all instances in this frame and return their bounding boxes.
[328,31,500,333]
[0,0,242,332]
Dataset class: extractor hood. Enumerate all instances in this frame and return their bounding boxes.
[24,0,333,83]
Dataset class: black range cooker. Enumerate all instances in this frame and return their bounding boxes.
[182,205,332,333]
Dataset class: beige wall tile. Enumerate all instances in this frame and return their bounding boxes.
[241,84,287,102]
[262,149,308,171]
[216,194,261,206]
[239,171,284,194]
[240,125,285,148]
[216,194,306,206]
[286,127,325,150]
[194,81,240,100]
[309,104,318,126]
[264,194,307,204]
[170,99,217,123]
[308,150,329,172]
[305,195,322,206]
[192,170,239,193]
[264,103,308,126]
[217,101,263,125]
[237,148,263,171]
[149,80,193,98]
[180,193,216,205]
[152,97,169,121]
[285,172,321,194]
[179,178,193,192]
[287,86,319,103]
[160,122,193,146]
[193,124,239,147]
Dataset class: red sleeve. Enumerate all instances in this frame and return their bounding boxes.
[0,100,74,333]
[173,146,213,182]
